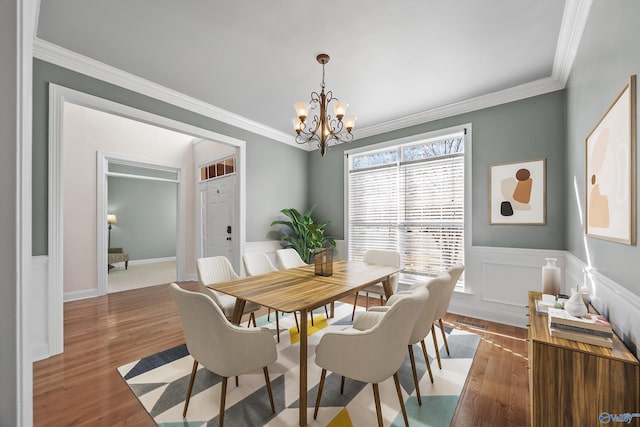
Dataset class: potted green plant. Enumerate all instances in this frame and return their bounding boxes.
[270,204,336,264]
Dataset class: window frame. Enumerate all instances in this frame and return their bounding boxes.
[344,124,473,292]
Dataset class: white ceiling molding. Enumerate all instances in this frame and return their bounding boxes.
[552,0,593,85]
[33,0,590,152]
[354,77,565,140]
[32,38,301,148]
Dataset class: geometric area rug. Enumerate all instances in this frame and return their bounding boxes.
[117,302,480,427]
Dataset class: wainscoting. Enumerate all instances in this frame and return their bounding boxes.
[30,242,640,360]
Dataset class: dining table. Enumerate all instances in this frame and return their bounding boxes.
[208,259,401,426]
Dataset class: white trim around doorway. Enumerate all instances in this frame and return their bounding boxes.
[46,84,247,359]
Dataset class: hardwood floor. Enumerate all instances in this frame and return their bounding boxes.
[33,282,530,426]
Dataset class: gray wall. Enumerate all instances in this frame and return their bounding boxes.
[108,176,177,260]
[0,1,18,424]
[32,58,309,253]
[566,1,640,297]
[308,91,566,250]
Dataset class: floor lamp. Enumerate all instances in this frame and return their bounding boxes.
[107,213,117,251]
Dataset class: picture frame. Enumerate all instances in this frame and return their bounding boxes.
[489,158,546,225]
[585,75,636,245]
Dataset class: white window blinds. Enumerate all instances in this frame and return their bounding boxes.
[348,133,465,287]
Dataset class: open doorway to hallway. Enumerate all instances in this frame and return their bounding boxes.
[105,161,180,293]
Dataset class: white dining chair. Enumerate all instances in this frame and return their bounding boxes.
[433,263,465,360]
[196,256,260,327]
[242,251,285,342]
[275,248,307,269]
[373,273,451,405]
[313,286,427,427]
[275,248,329,327]
[351,249,401,320]
[169,284,277,426]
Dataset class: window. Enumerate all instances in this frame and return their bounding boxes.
[347,129,466,288]
[199,156,236,181]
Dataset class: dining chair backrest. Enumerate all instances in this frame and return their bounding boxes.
[426,272,456,322]
[196,256,240,305]
[276,248,307,270]
[316,286,427,384]
[243,252,278,276]
[170,283,276,377]
[434,263,465,319]
[363,249,401,293]
[408,273,450,345]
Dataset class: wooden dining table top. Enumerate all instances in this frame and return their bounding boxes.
[207,260,401,313]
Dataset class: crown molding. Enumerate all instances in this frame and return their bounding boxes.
[354,0,591,141]
[32,37,299,147]
[33,0,590,150]
[552,0,593,85]
[354,77,564,140]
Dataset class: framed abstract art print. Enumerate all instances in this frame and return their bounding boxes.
[585,75,636,245]
[490,159,546,225]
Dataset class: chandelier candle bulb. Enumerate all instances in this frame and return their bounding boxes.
[294,102,309,122]
[344,116,357,131]
[333,101,348,119]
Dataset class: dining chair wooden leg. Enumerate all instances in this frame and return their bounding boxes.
[340,375,345,394]
[263,367,275,413]
[439,318,450,355]
[379,295,384,305]
[323,304,329,318]
[394,373,409,427]
[314,368,327,420]
[420,339,434,383]
[294,312,300,332]
[235,376,239,387]
[408,344,422,405]
[365,292,370,311]
[351,293,359,320]
[220,377,228,427]
[183,360,199,417]
[310,311,315,326]
[250,312,257,327]
[372,383,384,427]
[432,324,442,369]
[275,311,280,343]
[267,307,272,321]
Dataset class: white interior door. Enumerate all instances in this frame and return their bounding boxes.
[203,174,237,269]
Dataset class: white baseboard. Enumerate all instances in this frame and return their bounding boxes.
[63,288,99,302]
[127,256,176,266]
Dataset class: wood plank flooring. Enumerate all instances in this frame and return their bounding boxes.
[33,282,530,426]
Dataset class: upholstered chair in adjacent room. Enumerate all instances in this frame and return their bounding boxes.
[242,251,284,342]
[351,249,401,320]
[313,287,428,427]
[169,284,277,426]
[196,256,260,327]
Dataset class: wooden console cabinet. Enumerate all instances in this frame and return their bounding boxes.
[527,291,639,427]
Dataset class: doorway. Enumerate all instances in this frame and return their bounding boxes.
[46,84,247,358]
[104,159,180,293]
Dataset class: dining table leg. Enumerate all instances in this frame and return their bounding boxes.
[299,307,308,426]
[231,299,247,325]
[382,275,395,299]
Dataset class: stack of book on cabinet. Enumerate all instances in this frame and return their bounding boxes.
[547,307,613,348]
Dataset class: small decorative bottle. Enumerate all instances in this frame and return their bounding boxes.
[541,258,561,296]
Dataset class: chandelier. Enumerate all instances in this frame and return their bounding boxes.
[292,54,356,156]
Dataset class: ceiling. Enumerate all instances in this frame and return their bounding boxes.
[36,1,585,146]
